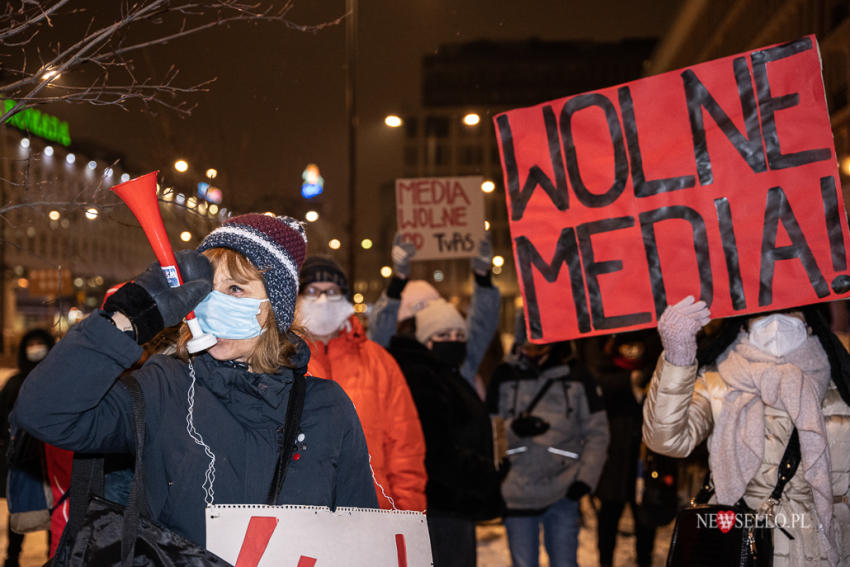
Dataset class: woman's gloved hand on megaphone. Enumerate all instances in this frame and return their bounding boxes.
[104,250,213,344]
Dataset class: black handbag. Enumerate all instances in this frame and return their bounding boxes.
[666,428,801,567]
[49,370,306,567]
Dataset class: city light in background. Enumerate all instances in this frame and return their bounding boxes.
[305,210,319,222]
[180,231,192,242]
[48,210,60,221]
[329,238,341,250]
[206,168,218,179]
[463,113,480,126]
[384,115,403,127]
[841,156,850,177]
[380,266,392,278]
[85,208,99,220]
[174,159,189,173]
[481,180,495,193]
[361,238,373,249]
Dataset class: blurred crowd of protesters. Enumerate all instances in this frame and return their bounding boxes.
[6,226,850,567]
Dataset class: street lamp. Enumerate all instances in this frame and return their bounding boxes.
[329,238,341,250]
[174,159,189,173]
[384,115,403,128]
[463,113,480,126]
[305,210,319,222]
[206,168,218,179]
[481,180,495,193]
[180,231,192,242]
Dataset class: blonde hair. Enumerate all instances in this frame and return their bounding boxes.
[176,248,303,374]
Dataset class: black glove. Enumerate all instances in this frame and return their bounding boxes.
[104,250,213,343]
[566,481,590,500]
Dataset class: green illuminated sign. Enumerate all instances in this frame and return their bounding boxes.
[2,99,71,146]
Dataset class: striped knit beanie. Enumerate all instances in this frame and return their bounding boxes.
[198,213,307,331]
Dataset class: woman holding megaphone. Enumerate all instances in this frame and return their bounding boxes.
[11,212,378,552]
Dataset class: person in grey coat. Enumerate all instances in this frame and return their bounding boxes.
[487,331,609,567]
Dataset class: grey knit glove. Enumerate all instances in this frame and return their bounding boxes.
[657,296,711,366]
[391,233,416,279]
[471,235,493,276]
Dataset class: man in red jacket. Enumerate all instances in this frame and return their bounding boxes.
[297,257,427,511]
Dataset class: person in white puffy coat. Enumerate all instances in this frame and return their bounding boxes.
[642,297,850,567]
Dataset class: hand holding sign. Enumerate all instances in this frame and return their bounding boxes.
[471,235,494,276]
[392,234,417,279]
[658,296,711,366]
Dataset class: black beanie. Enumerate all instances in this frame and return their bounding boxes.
[300,256,350,296]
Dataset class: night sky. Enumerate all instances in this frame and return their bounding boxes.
[36,0,682,237]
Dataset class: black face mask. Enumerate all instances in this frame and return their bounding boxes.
[430,340,467,368]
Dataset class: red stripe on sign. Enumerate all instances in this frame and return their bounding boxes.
[395,534,407,567]
[235,516,279,567]
[296,557,317,567]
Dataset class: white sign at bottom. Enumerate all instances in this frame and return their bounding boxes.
[205,505,433,567]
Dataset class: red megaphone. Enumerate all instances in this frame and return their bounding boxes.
[111,171,216,353]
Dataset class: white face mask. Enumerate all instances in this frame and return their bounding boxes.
[748,313,808,357]
[298,296,355,338]
[25,344,48,362]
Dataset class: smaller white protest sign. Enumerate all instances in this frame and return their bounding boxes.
[396,176,485,261]
[205,505,432,567]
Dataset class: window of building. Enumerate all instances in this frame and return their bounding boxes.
[405,117,418,139]
[459,145,483,166]
[425,116,450,138]
[404,146,419,168]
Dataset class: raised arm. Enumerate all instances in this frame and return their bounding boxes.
[642,296,713,458]
[459,236,500,385]
[12,251,212,453]
[368,234,415,347]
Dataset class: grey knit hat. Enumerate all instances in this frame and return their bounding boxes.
[198,213,307,331]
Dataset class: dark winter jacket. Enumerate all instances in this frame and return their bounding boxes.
[388,335,502,520]
[11,313,378,547]
[488,354,610,512]
[592,360,643,502]
[0,328,55,496]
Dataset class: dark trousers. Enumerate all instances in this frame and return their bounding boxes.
[597,499,656,567]
[5,520,23,566]
[427,513,476,567]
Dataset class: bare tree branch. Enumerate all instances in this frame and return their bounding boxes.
[0,0,346,123]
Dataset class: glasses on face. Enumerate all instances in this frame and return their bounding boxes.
[302,285,345,302]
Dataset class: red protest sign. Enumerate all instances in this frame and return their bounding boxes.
[494,36,849,343]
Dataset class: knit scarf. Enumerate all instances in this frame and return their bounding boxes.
[713,332,838,565]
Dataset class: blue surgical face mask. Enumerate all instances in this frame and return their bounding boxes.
[194,290,269,339]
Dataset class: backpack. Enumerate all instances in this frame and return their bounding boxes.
[6,425,65,533]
